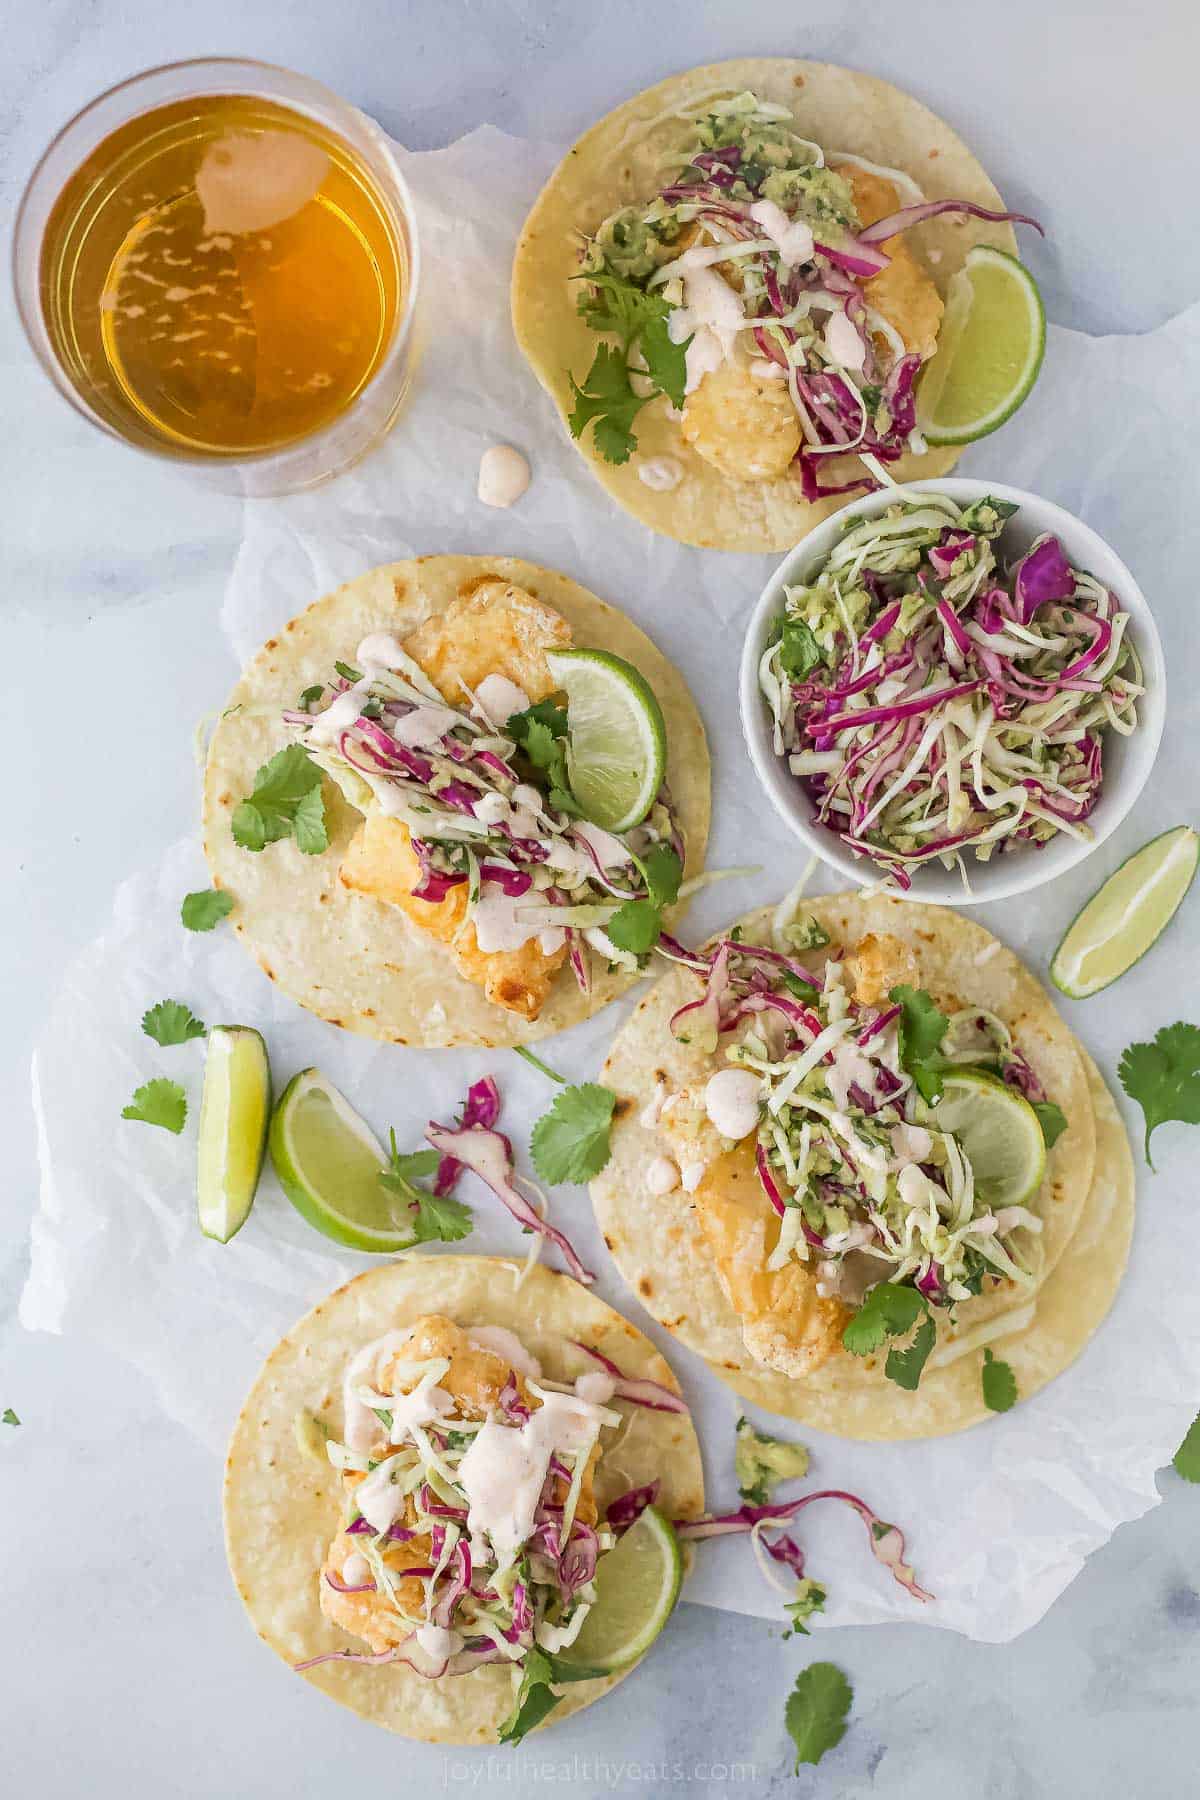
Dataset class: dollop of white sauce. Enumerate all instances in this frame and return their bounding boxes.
[704,1068,762,1141]
[646,1155,681,1196]
[681,1160,708,1194]
[457,1390,612,1567]
[356,632,410,670]
[471,888,538,953]
[748,198,815,269]
[638,456,684,492]
[473,672,530,726]
[825,1042,877,1114]
[639,1080,669,1130]
[668,251,746,393]
[748,357,788,382]
[307,678,374,747]
[341,1329,415,1452]
[823,311,867,373]
[341,1551,370,1587]
[469,1326,542,1379]
[415,1621,463,1661]
[478,445,531,509]
[390,705,461,748]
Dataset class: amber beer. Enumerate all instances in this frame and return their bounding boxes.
[17,64,417,486]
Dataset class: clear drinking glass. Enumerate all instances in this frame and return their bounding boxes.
[12,58,420,496]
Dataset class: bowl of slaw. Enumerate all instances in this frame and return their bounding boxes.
[739,478,1166,905]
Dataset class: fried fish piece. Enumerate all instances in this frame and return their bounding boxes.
[320,1315,597,1654]
[840,164,945,361]
[659,1127,849,1378]
[680,361,802,483]
[843,931,919,1007]
[337,579,570,1019]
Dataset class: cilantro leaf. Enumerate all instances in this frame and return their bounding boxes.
[575,272,689,411]
[1118,1022,1200,1169]
[379,1135,472,1244]
[1173,1410,1200,1482]
[530,1083,616,1184]
[568,342,646,465]
[640,842,682,908]
[334,661,362,683]
[141,999,206,1047]
[885,1313,936,1391]
[2,1408,19,1427]
[785,1662,853,1770]
[1032,1100,1068,1150]
[890,984,949,1102]
[841,1281,926,1356]
[506,703,580,816]
[498,1647,607,1746]
[180,888,234,932]
[981,1348,1018,1414]
[232,745,327,855]
[777,617,824,679]
[784,1578,827,1638]
[605,898,663,956]
[121,1078,187,1134]
[298,684,324,711]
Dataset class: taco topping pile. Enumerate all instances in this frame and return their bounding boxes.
[303,1315,675,1724]
[570,90,1039,496]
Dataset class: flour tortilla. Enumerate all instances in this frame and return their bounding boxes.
[513,59,1020,552]
[223,1256,705,1743]
[203,557,710,1047]
[592,895,1124,1440]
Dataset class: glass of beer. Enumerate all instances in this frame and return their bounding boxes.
[13,59,420,495]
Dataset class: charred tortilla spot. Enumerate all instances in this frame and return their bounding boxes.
[638,1276,654,1297]
[264,638,278,651]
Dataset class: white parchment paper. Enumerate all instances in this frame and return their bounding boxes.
[23,126,1200,1643]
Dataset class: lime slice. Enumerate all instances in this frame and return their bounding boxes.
[919,1068,1046,1209]
[556,1505,682,1673]
[1051,826,1198,1000]
[196,1026,271,1243]
[269,1068,414,1252]
[917,246,1045,445]
[545,648,667,833]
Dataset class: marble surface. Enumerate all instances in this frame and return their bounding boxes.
[4,2,1199,1794]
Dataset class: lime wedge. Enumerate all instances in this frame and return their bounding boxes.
[546,648,667,833]
[917,246,1045,445]
[556,1505,682,1673]
[196,1026,271,1243]
[1051,826,1198,1000]
[919,1068,1046,1209]
[269,1068,414,1252]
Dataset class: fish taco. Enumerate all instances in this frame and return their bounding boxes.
[592,893,1133,1439]
[203,557,710,1047]
[513,60,1040,551]
[223,1256,704,1743]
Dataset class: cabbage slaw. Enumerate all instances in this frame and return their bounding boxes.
[759,493,1143,887]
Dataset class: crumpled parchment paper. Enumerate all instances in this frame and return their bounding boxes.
[24,124,1200,1642]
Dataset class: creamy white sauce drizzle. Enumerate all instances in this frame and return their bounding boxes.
[748,198,815,268]
[469,1326,542,1379]
[646,1155,681,1196]
[473,672,530,726]
[638,456,684,491]
[457,1390,611,1568]
[341,1330,415,1452]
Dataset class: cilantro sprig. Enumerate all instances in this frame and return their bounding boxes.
[505,700,580,816]
[530,1083,617,1184]
[180,888,234,932]
[121,1078,188,1135]
[2,1408,20,1427]
[981,1348,1018,1414]
[889,985,950,1103]
[569,272,689,465]
[1118,1021,1200,1168]
[604,843,683,959]
[498,1647,608,1745]
[379,1136,472,1244]
[785,1662,853,1770]
[842,1282,935,1391]
[141,999,206,1048]
[1173,1410,1200,1482]
[232,745,328,855]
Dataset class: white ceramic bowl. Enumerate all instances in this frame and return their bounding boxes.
[739,478,1166,907]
